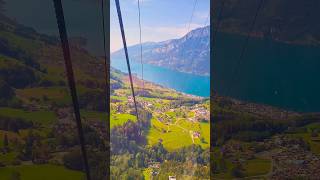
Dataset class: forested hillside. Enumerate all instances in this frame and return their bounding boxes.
[0,12,109,179]
[213,0,320,45]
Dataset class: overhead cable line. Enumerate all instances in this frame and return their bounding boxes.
[195,12,210,49]
[100,0,110,175]
[225,0,265,96]
[180,0,198,67]
[186,0,198,34]
[101,0,109,106]
[52,0,91,179]
[190,11,210,66]
[115,0,140,120]
[137,0,144,94]
[213,0,226,43]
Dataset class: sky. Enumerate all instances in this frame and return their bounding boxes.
[110,0,210,52]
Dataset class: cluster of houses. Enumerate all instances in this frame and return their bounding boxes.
[193,107,209,121]
[219,134,320,178]
[126,95,153,110]
[231,99,301,120]
[147,161,177,180]
[187,107,209,122]
[272,148,320,178]
[148,161,160,177]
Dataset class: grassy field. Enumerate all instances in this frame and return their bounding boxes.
[0,31,41,54]
[111,113,137,128]
[0,152,18,165]
[244,159,271,177]
[147,118,210,151]
[111,96,127,101]
[0,108,56,125]
[66,110,136,129]
[213,158,270,179]
[82,110,137,129]
[0,165,84,180]
[16,87,70,105]
[81,110,107,121]
[143,168,152,180]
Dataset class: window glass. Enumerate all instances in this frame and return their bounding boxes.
[212,0,320,178]
[110,0,210,179]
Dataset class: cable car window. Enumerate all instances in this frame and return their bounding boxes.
[110,0,210,179]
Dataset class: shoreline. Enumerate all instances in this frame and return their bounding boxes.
[111,63,210,98]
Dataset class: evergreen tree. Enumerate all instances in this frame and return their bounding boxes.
[3,133,9,152]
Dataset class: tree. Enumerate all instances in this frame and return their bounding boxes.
[135,152,144,168]
[231,164,245,178]
[311,129,319,137]
[10,171,21,180]
[63,149,84,171]
[0,79,14,105]
[19,130,38,160]
[42,95,49,102]
[88,151,108,180]
[32,140,50,164]
[122,168,144,180]
[3,133,9,152]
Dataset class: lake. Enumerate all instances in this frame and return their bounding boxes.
[213,33,320,112]
[111,58,210,97]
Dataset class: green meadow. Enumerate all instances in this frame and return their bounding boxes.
[214,158,271,179]
[79,110,137,129]
[244,159,271,177]
[143,168,152,180]
[147,118,210,151]
[0,108,57,125]
[16,87,70,105]
[0,165,84,180]
[111,113,137,128]
[81,110,107,121]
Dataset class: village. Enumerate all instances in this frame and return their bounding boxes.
[112,93,209,142]
[109,77,210,179]
[214,133,320,178]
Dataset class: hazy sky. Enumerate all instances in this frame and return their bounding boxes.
[110,0,210,52]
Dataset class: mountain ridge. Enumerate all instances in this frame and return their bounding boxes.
[112,26,210,76]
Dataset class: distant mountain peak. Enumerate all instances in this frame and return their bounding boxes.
[112,26,210,76]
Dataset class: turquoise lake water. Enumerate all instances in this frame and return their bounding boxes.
[111,58,210,97]
[213,33,320,112]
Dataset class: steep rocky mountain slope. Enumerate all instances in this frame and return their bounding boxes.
[112,26,210,76]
